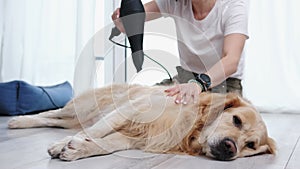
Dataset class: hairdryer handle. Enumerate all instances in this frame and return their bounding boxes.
[120,0,145,72]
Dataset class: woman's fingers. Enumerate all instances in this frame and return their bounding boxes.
[165,83,202,104]
[111,8,120,20]
[175,93,184,104]
[179,86,193,104]
[165,86,180,96]
[111,8,125,33]
[183,91,192,104]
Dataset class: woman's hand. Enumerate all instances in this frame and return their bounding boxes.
[111,8,125,33]
[165,83,202,104]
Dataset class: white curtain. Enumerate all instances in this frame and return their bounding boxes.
[0,0,96,87]
[1,0,299,113]
[0,1,4,80]
[244,0,300,113]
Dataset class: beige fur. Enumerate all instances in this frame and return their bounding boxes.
[8,84,276,161]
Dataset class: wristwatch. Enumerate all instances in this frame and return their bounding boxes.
[195,73,211,91]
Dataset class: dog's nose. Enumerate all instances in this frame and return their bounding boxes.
[210,138,237,161]
[224,139,237,154]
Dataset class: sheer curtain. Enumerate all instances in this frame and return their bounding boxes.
[244,0,300,113]
[0,0,96,86]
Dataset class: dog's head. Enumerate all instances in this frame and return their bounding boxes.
[198,93,276,161]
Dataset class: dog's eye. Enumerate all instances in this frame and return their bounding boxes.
[246,141,255,149]
[233,115,242,128]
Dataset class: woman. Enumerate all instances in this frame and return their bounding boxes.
[112,0,249,104]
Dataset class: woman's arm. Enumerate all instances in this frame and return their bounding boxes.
[206,33,247,88]
[145,0,162,21]
[111,0,161,33]
[165,33,247,104]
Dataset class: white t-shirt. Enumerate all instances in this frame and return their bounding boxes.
[155,0,249,79]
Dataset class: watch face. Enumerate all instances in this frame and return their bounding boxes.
[200,74,210,82]
[200,74,211,86]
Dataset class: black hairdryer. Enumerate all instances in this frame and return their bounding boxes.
[109,0,145,72]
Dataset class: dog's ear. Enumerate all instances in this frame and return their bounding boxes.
[202,93,242,113]
[266,137,277,154]
[223,93,242,110]
[200,93,242,125]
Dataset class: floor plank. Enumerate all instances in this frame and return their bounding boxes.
[0,113,300,169]
[152,154,284,169]
[19,152,174,169]
[285,136,300,169]
[262,113,300,168]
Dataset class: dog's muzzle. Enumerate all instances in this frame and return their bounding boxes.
[210,138,237,161]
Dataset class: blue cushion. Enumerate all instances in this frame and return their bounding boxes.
[0,81,73,115]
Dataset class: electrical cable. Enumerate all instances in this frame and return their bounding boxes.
[109,37,173,81]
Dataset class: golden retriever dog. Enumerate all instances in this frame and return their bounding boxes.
[7,84,276,161]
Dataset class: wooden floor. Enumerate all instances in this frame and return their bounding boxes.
[1,113,300,169]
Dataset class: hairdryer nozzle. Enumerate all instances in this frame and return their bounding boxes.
[109,27,121,40]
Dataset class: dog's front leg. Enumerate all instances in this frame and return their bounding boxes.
[57,102,141,161]
[76,103,135,139]
[59,132,132,161]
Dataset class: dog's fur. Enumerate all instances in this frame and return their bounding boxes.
[8,84,276,161]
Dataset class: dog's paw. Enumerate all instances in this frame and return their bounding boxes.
[59,137,92,161]
[8,116,29,129]
[48,136,72,158]
[48,143,63,158]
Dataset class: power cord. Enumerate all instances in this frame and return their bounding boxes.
[109,29,173,82]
